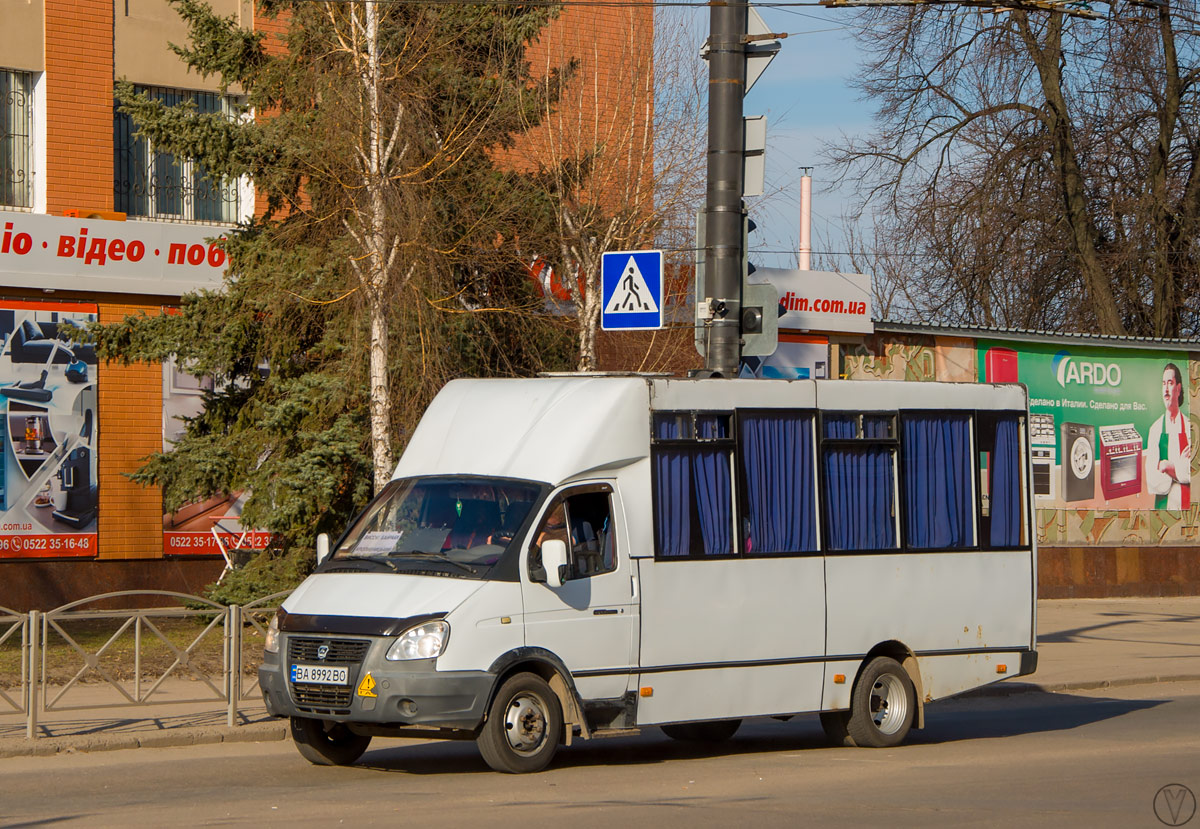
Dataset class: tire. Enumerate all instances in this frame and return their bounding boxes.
[819,710,852,747]
[661,719,741,743]
[290,716,372,766]
[477,673,564,774]
[845,657,916,748]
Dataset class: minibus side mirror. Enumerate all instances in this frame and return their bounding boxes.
[316,532,331,566]
[541,539,568,588]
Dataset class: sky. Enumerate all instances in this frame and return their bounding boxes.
[666,4,877,272]
[746,4,874,270]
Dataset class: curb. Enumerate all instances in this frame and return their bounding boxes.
[959,673,1200,698]
[0,720,288,759]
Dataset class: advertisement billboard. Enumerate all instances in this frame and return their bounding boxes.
[0,300,98,558]
[161,355,268,558]
[978,341,1192,512]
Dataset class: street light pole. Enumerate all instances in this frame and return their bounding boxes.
[702,0,747,377]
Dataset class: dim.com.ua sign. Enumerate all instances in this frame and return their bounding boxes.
[780,292,869,316]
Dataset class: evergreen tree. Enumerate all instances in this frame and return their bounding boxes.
[95,0,575,561]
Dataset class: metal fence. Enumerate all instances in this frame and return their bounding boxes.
[1,590,289,739]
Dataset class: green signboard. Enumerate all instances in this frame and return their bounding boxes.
[978,341,1192,512]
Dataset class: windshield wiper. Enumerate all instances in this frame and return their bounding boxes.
[337,555,401,572]
[390,551,478,575]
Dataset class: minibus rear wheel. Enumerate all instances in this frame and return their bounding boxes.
[477,672,564,774]
[845,657,916,748]
[290,716,372,766]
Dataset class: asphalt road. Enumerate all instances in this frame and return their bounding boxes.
[3,681,1199,828]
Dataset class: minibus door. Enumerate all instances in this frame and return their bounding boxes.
[521,485,638,702]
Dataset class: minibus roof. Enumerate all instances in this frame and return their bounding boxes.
[391,376,652,486]
[391,376,1028,486]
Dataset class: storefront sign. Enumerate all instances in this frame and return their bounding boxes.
[0,300,99,559]
[1,211,227,296]
[979,340,1192,511]
[753,268,874,335]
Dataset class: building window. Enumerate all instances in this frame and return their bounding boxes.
[1,69,33,209]
[114,86,242,223]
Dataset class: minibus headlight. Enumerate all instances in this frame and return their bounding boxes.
[387,620,449,661]
[264,611,283,655]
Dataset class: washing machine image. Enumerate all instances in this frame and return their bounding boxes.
[1061,422,1096,502]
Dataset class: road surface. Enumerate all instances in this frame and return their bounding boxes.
[2,681,1198,828]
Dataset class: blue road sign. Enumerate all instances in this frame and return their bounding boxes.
[601,250,663,331]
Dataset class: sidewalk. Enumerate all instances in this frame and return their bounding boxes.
[1,595,1198,758]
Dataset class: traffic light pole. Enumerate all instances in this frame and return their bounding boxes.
[702,0,747,377]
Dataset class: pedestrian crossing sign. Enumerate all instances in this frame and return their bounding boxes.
[601,250,664,331]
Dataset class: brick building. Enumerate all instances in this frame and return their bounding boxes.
[0,0,653,610]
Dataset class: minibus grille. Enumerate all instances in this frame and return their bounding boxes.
[288,637,370,663]
[287,636,371,709]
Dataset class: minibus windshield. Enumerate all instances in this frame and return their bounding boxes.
[333,477,543,574]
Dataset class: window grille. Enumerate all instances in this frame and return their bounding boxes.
[1,69,33,209]
[114,85,242,223]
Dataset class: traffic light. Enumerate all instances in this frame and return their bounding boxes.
[740,212,778,358]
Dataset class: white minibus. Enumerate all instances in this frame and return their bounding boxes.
[259,375,1037,772]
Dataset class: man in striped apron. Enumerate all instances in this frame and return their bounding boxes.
[1146,363,1192,510]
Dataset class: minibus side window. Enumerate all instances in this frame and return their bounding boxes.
[976,412,1027,548]
[900,413,975,549]
[822,412,899,551]
[528,489,616,582]
[651,412,734,558]
[739,411,818,555]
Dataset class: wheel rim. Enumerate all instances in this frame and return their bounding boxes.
[503,692,548,754]
[868,672,909,735]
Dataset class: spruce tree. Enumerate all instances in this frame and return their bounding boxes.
[95,0,575,571]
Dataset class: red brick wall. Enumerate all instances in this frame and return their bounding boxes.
[501,1,654,196]
[44,0,114,214]
[97,303,164,560]
[1039,547,1200,598]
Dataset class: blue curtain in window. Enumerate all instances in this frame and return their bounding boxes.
[654,416,689,556]
[863,415,892,439]
[825,446,896,550]
[692,448,731,555]
[741,414,816,554]
[825,415,857,439]
[990,416,1021,547]
[654,449,691,556]
[903,415,973,548]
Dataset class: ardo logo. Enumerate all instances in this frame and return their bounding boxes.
[1053,351,1122,388]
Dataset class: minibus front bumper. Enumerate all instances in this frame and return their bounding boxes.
[258,642,492,730]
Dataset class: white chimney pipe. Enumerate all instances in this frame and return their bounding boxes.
[799,168,812,271]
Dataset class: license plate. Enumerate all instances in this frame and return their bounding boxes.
[290,664,349,685]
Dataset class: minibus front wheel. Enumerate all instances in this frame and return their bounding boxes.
[477,672,564,773]
[290,716,372,766]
